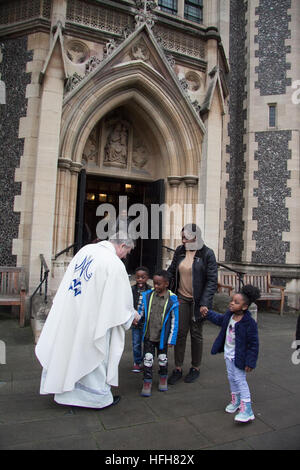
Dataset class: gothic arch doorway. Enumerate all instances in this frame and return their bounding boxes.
[74,172,165,277]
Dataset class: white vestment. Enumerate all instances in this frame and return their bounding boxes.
[35,241,135,408]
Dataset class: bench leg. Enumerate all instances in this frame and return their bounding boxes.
[20,294,26,327]
[280,295,284,316]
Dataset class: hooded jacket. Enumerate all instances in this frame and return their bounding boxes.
[138,289,179,350]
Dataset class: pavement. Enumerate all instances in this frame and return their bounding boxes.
[0,307,300,451]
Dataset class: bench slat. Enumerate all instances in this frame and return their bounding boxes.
[0,267,27,326]
[218,271,285,315]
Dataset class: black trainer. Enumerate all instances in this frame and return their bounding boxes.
[102,395,121,409]
[184,367,200,383]
[168,369,183,385]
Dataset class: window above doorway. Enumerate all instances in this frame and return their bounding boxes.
[184,0,203,24]
[158,0,178,15]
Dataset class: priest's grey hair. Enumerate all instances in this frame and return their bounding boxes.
[109,232,135,249]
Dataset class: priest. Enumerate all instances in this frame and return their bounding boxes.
[35,233,138,409]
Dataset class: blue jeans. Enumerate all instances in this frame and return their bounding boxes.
[225,358,251,402]
[132,328,144,365]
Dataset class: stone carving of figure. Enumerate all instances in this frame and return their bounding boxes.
[104,121,129,167]
[82,129,98,165]
[132,139,148,169]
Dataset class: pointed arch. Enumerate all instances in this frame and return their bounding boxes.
[60,61,204,177]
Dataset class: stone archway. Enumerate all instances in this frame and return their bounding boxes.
[51,37,204,287]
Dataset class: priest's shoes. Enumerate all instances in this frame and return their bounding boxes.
[102,395,121,409]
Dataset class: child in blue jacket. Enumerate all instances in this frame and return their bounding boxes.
[202,285,260,423]
[138,270,179,397]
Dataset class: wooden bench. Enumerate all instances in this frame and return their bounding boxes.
[0,267,26,327]
[218,271,285,315]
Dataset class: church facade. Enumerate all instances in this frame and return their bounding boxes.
[0,0,299,315]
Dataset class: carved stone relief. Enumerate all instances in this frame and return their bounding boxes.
[185,71,201,91]
[132,138,149,169]
[66,40,90,64]
[82,110,154,176]
[130,40,150,62]
[82,127,98,166]
[104,119,130,168]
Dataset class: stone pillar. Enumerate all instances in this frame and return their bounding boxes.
[50,0,67,30]
[204,0,219,27]
[167,176,182,249]
[177,0,184,19]
[51,160,82,294]
[28,39,65,291]
[183,175,198,226]
[206,27,220,74]
[53,158,72,256]
[67,162,82,248]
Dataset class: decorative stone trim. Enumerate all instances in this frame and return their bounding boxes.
[66,0,133,36]
[183,175,198,187]
[254,0,292,96]
[223,0,248,262]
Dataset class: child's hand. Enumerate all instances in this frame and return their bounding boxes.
[132,311,141,326]
[200,306,208,317]
[245,366,253,372]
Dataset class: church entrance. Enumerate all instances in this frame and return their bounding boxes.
[74,171,165,277]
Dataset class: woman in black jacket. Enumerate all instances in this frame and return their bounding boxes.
[167,224,218,384]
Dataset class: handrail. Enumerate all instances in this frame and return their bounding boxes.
[162,245,175,253]
[40,254,49,275]
[54,243,77,260]
[30,254,50,319]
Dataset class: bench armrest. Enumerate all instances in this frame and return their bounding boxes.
[268,283,285,292]
[218,283,233,295]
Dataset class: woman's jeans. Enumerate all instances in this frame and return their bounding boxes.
[225,357,251,402]
[132,328,144,365]
[174,295,203,369]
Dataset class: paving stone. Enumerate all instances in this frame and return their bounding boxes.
[244,425,300,450]
[0,312,300,450]
[97,396,156,430]
[188,409,272,446]
[0,414,104,449]
[204,439,253,450]
[92,417,210,450]
[0,393,73,424]
[254,393,300,430]
[5,435,99,450]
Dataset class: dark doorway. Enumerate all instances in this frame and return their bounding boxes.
[75,174,165,277]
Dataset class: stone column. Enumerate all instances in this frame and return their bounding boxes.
[28,37,65,291]
[204,0,219,27]
[177,0,184,19]
[167,176,182,249]
[51,160,82,295]
[67,162,82,248]
[206,27,220,75]
[50,0,67,31]
[183,175,198,226]
[53,158,72,257]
